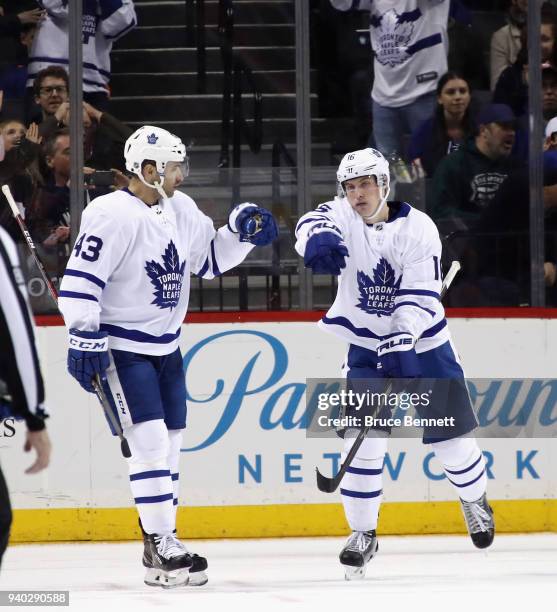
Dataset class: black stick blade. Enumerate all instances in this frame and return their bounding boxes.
[316,467,342,493]
[121,438,132,458]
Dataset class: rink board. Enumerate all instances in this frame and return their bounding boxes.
[3,313,557,541]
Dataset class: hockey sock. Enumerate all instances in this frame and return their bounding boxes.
[167,429,182,526]
[340,429,388,532]
[125,419,174,535]
[431,436,487,502]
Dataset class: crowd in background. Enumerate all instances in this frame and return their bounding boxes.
[321,0,557,307]
[0,0,555,309]
[0,0,135,309]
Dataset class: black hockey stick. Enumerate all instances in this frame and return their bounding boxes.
[315,260,461,493]
[2,184,132,459]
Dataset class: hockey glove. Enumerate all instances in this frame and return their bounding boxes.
[304,231,349,275]
[377,332,421,378]
[229,203,279,246]
[67,329,109,393]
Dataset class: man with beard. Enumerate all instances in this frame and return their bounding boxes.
[429,103,524,226]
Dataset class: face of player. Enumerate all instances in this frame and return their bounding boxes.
[160,161,186,197]
[35,76,69,115]
[482,122,516,158]
[1,121,25,151]
[438,78,470,118]
[344,176,382,219]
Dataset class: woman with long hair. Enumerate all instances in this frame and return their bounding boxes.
[407,71,475,178]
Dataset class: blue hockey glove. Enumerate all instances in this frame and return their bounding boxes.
[377,332,421,378]
[229,203,279,246]
[67,329,109,393]
[304,231,349,275]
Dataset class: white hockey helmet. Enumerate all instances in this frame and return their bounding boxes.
[337,148,391,221]
[124,125,188,198]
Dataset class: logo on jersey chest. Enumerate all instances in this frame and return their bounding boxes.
[356,257,401,316]
[374,9,415,67]
[145,240,186,310]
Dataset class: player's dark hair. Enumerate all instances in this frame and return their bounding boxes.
[141,159,157,171]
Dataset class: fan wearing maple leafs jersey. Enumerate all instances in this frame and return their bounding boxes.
[58,126,278,588]
[330,0,450,156]
[296,148,493,580]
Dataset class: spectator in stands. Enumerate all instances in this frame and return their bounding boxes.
[28,128,70,254]
[474,119,557,306]
[542,64,557,124]
[27,0,137,111]
[408,71,475,179]
[33,66,132,170]
[493,3,557,116]
[490,0,527,91]
[329,0,451,157]
[0,118,41,238]
[32,65,69,128]
[0,22,37,121]
[0,5,43,37]
[429,103,523,226]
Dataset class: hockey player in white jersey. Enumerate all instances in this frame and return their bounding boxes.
[58,126,278,588]
[295,148,494,580]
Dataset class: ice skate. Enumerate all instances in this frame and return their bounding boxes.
[141,521,208,587]
[460,493,495,549]
[339,530,378,580]
[142,533,192,588]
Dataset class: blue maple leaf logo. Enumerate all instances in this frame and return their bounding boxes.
[147,132,159,145]
[375,8,414,67]
[356,257,401,316]
[145,241,186,310]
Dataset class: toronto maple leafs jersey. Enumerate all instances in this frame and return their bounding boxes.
[28,1,137,93]
[295,198,450,353]
[59,188,254,355]
[330,0,449,107]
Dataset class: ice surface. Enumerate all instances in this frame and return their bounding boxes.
[1,534,556,611]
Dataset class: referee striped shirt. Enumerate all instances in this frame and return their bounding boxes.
[0,227,46,430]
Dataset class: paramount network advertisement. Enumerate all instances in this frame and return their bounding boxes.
[3,320,556,509]
[307,378,557,439]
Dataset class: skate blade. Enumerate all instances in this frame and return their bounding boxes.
[144,567,189,589]
[343,564,366,581]
[188,571,208,587]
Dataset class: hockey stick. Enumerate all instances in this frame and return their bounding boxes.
[2,184,131,459]
[315,260,461,493]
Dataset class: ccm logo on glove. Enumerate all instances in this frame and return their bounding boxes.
[69,337,108,351]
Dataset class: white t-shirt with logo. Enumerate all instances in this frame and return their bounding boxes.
[295,197,449,352]
[59,189,253,355]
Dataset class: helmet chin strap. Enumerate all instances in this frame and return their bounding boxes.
[137,171,169,200]
[362,183,390,223]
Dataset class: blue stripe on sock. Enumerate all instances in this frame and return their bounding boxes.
[445,454,483,476]
[340,488,382,499]
[447,468,485,489]
[346,466,383,476]
[171,473,179,481]
[129,469,170,482]
[134,492,174,504]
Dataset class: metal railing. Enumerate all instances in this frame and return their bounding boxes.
[218,0,263,183]
[185,0,207,93]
